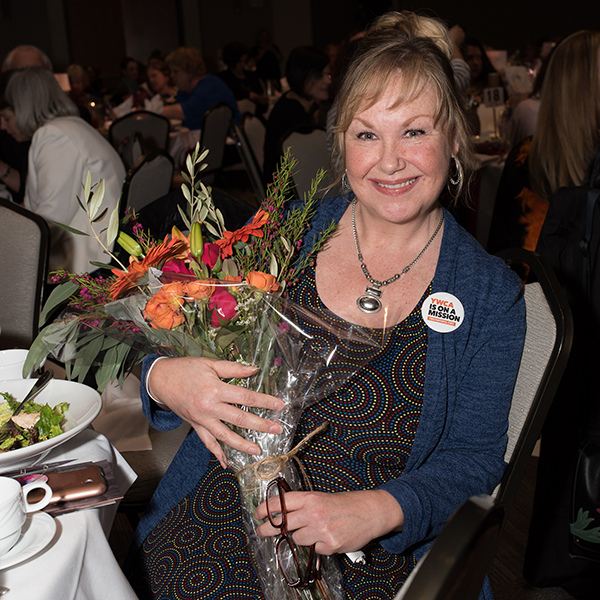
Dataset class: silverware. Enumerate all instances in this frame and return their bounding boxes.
[0,459,77,479]
[0,369,54,442]
[0,585,9,595]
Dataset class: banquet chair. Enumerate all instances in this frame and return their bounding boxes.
[199,102,233,185]
[242,112,266,172]
[120,148,174,215]
[395,495,505,600]
[109,110,171,170]
[231,120,265,203]
[0,198,49,350]
[493,248,573,518]
[237,98,256,115]
[280,126,341,200]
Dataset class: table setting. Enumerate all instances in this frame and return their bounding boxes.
[0,349,138,599]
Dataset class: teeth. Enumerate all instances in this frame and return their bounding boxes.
[377,177,417,189]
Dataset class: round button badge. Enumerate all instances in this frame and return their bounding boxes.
[421,292,465,333]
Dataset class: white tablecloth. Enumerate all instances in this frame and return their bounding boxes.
[0,428,139,600]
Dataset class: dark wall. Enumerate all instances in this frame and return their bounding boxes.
[311,0,600,56]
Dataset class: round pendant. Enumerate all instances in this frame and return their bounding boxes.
[357,294,382,314]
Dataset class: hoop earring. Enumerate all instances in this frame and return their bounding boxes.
[449,157,463,187]
[341,169,351,191]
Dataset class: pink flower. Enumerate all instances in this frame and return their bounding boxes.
[162,258,193,276]
[201,243,221,270]
[208,288,237,327]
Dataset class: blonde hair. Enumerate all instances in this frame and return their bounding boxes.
[530,30,600,199]
[166,47,206,79]
[67,63,89,86]
[331,11,476,200]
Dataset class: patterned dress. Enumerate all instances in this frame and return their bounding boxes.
[134,267,429,600]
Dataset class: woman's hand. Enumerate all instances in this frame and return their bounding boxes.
[254,488,404,555]
[148,356,285,468]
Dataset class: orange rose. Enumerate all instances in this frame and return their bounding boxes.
[144,284,186,330]
[246,271,279,292]
[184,280,215,300]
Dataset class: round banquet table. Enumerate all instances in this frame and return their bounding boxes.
[0,427,138,600]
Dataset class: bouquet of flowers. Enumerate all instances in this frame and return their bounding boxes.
[24,146,387,600]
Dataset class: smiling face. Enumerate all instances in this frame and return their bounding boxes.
[0,108,27,142]
[344,74,454,227]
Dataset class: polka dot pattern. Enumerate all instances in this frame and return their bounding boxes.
[133,266,428,600]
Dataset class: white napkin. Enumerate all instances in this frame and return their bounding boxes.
[93,374,152,452]
[144,94,164,114]
[112,96,134,119]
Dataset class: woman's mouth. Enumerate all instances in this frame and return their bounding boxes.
[376,177,417,190]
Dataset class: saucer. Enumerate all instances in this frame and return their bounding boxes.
[0,513,56,570]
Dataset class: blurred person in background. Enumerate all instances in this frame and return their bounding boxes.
[0,67,125,274]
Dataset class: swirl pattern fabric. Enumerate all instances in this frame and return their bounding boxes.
[134,266,428,599]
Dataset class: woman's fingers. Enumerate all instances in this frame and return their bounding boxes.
[148,356,285,454]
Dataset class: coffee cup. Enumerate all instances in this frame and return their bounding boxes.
[0,476,52,555]
[0,349,32,380]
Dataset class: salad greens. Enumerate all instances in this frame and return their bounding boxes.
[0,392,68,451]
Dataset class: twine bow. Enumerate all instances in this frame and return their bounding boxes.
[235,421,329,488]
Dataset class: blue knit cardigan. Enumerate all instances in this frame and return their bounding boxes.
[134,198,526,598]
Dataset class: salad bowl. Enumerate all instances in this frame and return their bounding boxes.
[0,378,102,472]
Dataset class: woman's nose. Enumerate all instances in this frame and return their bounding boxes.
[379,142,406,174]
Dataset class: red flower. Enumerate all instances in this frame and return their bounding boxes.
[201,243,221,270]
[162,258,193,276]
[208,288,237,327]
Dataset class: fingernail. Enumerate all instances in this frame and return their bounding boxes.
[273,400,284,410]
[269,423,281,434]
[248,445,260,455]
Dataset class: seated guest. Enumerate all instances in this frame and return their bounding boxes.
[218,42,268,115]
[111,57,147,107]
[0,68,125,274]
[67,63,107,129]
[263,45,330,185]
[488,31,600,254]
[0,44,53,203]
[128,13,525,600]
[161,47,239,130]
[1,44,52,71]
[146,57,177,105]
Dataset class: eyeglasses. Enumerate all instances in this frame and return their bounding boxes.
[266,476,322,589]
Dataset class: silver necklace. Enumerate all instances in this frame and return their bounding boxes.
[352,198,444,314]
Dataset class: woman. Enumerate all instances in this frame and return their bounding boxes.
[0,67,125,274]
[146,57,177,105]
[263,45,331,186]
[131,12,525,600]
[67,63,108,129]
[488,30,600,253]
[161,47,239,130]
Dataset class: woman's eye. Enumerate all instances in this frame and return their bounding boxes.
[406,129,426,138]
[357,131,375,140]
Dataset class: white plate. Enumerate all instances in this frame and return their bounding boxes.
[0,379,102,471]
[0,512,56,570]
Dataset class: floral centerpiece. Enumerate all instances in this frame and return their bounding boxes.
[24,146,386,600]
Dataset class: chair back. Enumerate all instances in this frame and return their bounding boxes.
[237,98,256,115]
[109,110,171,170]
[199,102,233,185]
[493,248,573,516]
[395,495,505,600]
[280,127,341,200]
[242,112,266,172]
[120,149,174,214]
[231,120,265,203]
[0,199,49,350]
